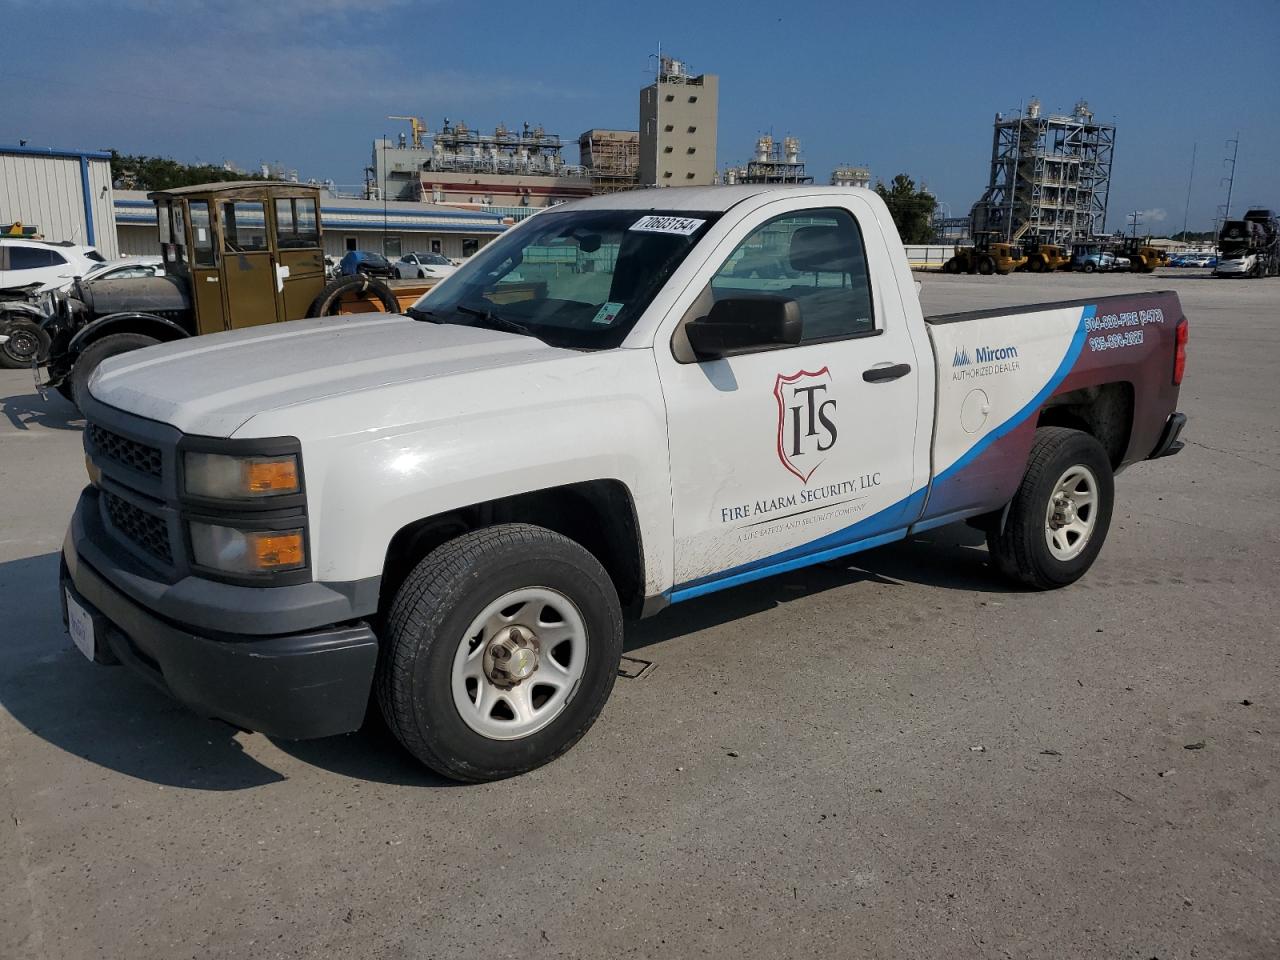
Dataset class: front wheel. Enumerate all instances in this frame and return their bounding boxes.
[978,257,995,275]
[0,319,50,368]
[1083,262,1097,273]
[376,524,623,782]
[987,427,1114,590]
[942,258,960,275]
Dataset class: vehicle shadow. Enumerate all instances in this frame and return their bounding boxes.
[625,522,1011,650]
[0,551,452,791]
[0,388,83,432]
[1,525,1010,790]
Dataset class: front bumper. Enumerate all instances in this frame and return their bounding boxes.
[62,516,379,741]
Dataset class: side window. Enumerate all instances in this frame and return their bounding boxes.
[710,207,874,342]
[274,198,296,245]
[190,201,216,268]
[294,198,319,245]
[221,201,267,252]
[9,247,58,269]
[462,238,479,257]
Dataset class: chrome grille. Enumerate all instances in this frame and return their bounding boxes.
[102,491,172,564]
[89,424,162,479]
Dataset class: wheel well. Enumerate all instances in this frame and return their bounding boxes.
[379,480,645,618]
[77,314,190,352]
[1037,381,1133,467]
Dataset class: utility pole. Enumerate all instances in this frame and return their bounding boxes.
[1181,141,1196,242]
[381,134,388,256]
[1220,134,1239,222]
[1126,210,1144,240]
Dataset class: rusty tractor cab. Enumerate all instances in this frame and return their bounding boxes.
[43,182,340,408]
[153,181,327,333]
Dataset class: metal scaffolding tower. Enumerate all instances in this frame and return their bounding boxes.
[971,99,1115,245]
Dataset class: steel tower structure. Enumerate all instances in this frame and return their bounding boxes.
[971,99,1115,245]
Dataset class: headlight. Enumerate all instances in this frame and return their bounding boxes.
[184,452,300,499]
[189,522,305,575]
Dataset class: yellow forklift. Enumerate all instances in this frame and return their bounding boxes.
[942,232,1027,276]
[1116,236,1166,273]
[1019,242,1070,272]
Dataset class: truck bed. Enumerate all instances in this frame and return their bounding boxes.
[916,291,1184,528]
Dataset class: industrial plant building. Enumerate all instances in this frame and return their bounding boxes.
[969,99,1115,245]
[368,119,593,213]
[830,166,872,189]
[578,129,640,193]
[723,135,813,185]
[113,192,507,260]
[639,57,719,187]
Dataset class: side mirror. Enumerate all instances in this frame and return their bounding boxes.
[685,296,802,359]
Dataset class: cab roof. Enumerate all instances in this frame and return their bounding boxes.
[562,184,878,213]
[147,181,322,202]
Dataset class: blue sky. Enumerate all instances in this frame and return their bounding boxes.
[6,0,1278,232]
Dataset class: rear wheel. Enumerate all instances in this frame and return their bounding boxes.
[0,319,50,368]
[1083,262,1097,273]
[988,427,1114,590]
[1027,258,1043,272]
[942,258,960,275]
[70,332,160,411]
[376,523,623,782]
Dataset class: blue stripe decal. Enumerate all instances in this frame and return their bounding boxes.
[669,304,1094,604]
[670,488,928,602]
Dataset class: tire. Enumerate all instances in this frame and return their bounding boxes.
[978,257,995,276]
[942,258,960,275]
[1027,258,1042,272]
[376,523,623,782]
[306,274,399,317]
[70,332,160,411]
[0,319,50,368]
[1083,262,1097,274]
[987,427,1115,590]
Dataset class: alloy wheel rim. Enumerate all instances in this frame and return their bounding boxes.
[1044,464,1098,561]
[451,587,587,741]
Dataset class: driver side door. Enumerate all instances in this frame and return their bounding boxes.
[655,196,931,599]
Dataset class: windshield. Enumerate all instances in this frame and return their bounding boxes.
[410,208,719,350]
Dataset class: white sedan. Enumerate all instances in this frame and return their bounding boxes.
[394,252,458,281]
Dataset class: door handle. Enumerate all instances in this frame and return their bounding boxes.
[862,363,912,383]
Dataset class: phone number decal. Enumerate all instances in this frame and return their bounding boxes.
[1088,330,1144,351]
[1085,307,1162,352]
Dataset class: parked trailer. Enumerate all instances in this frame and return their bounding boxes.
[1215,208,1280,278]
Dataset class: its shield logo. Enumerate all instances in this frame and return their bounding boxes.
[775,367,838,483]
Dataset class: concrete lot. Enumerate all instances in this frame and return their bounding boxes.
[2,269,1276,959]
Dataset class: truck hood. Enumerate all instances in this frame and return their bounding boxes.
[89,313,571,436]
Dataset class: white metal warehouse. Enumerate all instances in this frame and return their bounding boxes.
[0,145,119,257]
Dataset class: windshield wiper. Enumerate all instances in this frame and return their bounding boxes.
[405,306,445,323]
[454,303,535,338]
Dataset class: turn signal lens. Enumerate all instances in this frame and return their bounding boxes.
[184,452,300,499]
[244,458,299,494]
[189,522,306,575]
[252,531,305,569]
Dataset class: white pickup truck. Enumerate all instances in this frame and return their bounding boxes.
[61,186,1189,782]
